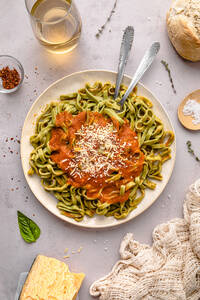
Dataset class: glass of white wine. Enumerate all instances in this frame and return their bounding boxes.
[25,0,82,54]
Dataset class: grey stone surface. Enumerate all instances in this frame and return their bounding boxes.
[0,0,200,299]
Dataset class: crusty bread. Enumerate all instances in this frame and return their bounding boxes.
[166,0,200,62]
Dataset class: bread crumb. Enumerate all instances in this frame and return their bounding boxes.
[156,81,163,86]
[77,246,83,253]
[72,250,76,254]
[64,248,68,253]
[63,255,70,258]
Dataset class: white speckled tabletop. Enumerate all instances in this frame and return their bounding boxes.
[0,0,200,299]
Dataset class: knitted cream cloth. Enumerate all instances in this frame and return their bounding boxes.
[90,179,200,300]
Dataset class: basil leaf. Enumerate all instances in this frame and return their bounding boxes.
[17,211,41,243]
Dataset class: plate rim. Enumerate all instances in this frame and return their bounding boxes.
[21,69,176,229]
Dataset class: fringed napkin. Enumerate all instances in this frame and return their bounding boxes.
[90,179,200,300]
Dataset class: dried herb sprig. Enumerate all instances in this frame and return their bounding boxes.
[96,0,118,38]
[161,60,176,94]
[186,140,200,162]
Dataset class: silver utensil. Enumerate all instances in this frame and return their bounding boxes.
[114,26,134,99]
[119,41,160,106]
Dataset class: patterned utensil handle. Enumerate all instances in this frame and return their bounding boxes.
[119,41,160,106]
[114,26,134,99]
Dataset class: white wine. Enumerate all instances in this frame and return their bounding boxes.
[30,0,81,54]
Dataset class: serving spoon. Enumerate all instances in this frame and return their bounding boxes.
[114,26,134,99]
[119,41,160,107]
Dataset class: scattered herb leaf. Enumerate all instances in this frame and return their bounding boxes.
[161,60,176,94]
[17,211,40,243]
[96,0,118,38]
[186,140,200,162]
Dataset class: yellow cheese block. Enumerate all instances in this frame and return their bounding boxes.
[19,255,85,300]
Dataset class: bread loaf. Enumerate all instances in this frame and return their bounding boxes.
[166,0,200,62]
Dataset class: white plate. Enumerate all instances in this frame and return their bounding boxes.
[21,70,176,229]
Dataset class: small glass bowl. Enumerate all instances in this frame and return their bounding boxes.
[0,55,24,93]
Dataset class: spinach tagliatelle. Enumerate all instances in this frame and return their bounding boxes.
[28,82,174,221]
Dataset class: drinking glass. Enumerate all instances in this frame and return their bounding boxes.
[25,0,82,54]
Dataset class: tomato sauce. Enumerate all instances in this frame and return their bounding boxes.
[49,111,144,204]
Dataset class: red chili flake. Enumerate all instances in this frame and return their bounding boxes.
[5,138,8,142]
[3,155,6,157]
[16,152,18,155]
[17,140,20,144]
[16,187,19,190]
[11,188,14,191]
[10,151,13,154]
[0,66,20,89]
[10,138,14,140]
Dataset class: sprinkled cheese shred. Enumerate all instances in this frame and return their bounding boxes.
[68,123,128,179]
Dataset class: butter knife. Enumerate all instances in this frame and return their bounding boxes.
[114,26,134,99]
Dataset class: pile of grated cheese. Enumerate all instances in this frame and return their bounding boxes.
[66,123,134,178]
[183,99,200,125]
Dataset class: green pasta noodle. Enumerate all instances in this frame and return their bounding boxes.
[28,82,174,221]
